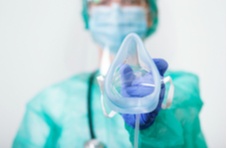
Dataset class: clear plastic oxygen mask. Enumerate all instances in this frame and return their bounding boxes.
[97,33,174,148]
[98,33,164,115]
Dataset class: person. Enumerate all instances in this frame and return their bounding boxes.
[13,0,207,147]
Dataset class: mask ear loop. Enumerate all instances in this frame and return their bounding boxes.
[162,76,174,109]
[97,47,117,118]
[97,75,117,118]
[100,92,117,118]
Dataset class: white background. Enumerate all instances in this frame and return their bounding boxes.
[0,0,225,147]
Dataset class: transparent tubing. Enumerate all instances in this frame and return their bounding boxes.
[134,114,140,148]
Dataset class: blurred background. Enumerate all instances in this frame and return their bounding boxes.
[0,0,225,147]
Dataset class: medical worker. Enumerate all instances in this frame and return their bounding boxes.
[13,0,207,147]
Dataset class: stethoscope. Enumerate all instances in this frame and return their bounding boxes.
[84,71,105,148]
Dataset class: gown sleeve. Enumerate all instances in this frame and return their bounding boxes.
[124,71,207,148]
[12,92,60,148]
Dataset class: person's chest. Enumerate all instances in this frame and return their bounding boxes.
[53,84,131,147]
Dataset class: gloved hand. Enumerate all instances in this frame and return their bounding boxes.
[120,59,168,130]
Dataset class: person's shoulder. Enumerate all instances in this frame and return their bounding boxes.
[55,72,91,91]
[165,70,199,83]
[26,72,92,113]
[165,70,203,109]
[165,70,200,90]
[165,70,200,93]
[41,72,91,96]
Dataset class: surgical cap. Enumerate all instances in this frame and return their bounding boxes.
[81,0,158,37]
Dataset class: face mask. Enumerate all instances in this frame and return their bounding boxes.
[89,3,147,54]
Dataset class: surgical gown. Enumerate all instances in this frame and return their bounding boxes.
[13,71,207,148]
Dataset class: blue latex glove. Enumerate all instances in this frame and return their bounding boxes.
[120,59,168,130]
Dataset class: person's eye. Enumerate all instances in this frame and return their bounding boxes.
[131,0,140,4]
[90,0,109,5]
[98,0,110,5]
[122,0,141,5]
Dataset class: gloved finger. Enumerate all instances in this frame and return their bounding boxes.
[121,110,158,129]
[125,73,155,97]
[153,58,168,76]
[124,85,154,97]
[119,64,135,87]
[139,111,157,128]
[121,114,136,126]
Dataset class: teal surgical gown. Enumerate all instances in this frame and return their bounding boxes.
[13,71,207,148]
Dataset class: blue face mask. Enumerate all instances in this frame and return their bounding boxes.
[89,4,147,54]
